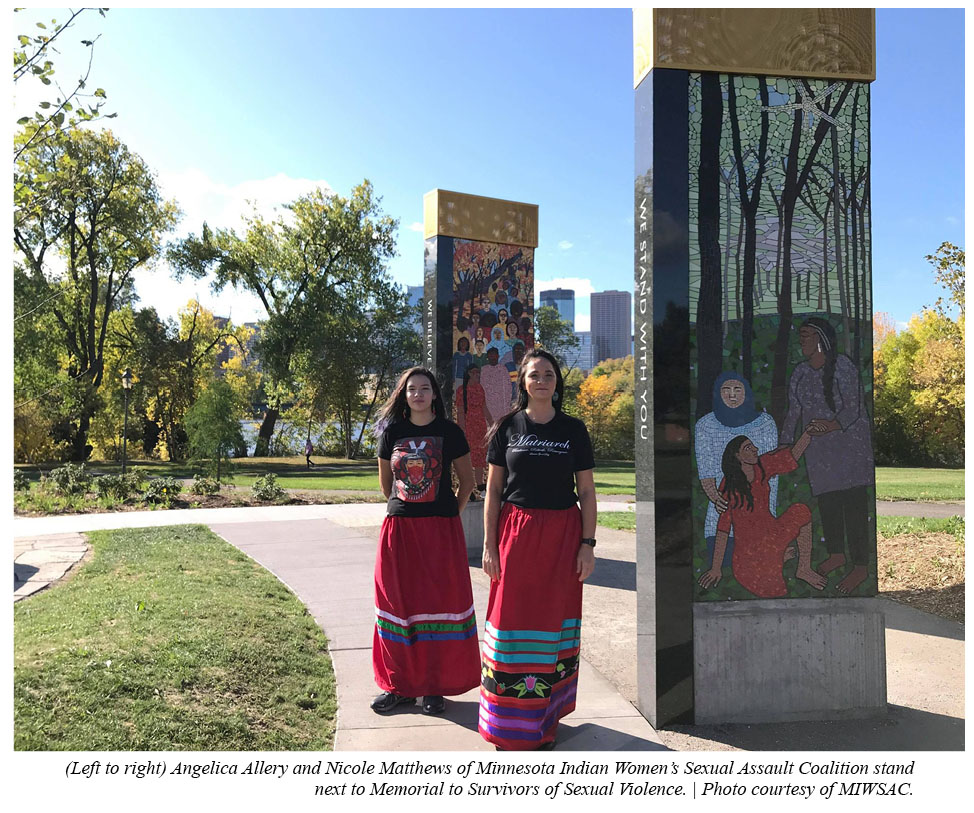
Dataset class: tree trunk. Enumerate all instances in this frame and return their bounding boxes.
[255,407,279,457]
[769,111,805,425]
[727,77,769,384]
[849,85,862,367]
[770,81,851,423]
[695,71,724,419]
[70,407,93,462]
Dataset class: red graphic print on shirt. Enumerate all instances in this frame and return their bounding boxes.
[390,436,443,503]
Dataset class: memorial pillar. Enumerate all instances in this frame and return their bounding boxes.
[634,9,885,726]
[423,189,538,420]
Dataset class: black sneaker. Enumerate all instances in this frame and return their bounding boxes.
[370,692,415,714]
[422,695,446,715]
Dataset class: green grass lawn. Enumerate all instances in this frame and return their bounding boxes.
[16,458,964,501]
[593,462,964,501]
[592,460,638,495]
[874,467,965,502]
[597,512,965,541]
[14,525,336,750]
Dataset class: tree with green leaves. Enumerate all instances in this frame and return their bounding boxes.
[105,301,254,461]
[297,283,421,458]
[534,305,579,369]
[185,379,246,482]
[14,128,180,460]
[926,241,965,317]
[13,7,114,163]
[169,181,398,456]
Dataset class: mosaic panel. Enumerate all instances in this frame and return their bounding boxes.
[686,73,876,602]
[450,238,534,481]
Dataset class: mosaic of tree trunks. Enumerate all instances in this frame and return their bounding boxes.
[688,74,877,601]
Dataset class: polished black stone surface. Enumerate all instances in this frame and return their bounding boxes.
[635,68,695,727]
[423,235,456,410]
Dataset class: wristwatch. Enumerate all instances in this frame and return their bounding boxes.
[580,537,597,548]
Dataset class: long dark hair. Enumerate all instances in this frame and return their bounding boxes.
[376,367,445,426]
[802,316,838,412]
[719,435,763,512]
[485,348,565,444]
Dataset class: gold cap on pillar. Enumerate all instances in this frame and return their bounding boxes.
[634,8,876,88]
[423,189,539,248]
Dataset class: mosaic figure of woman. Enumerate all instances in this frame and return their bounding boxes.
[694,372,778,569]
[781,317,875,595]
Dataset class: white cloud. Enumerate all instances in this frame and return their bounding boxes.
[946,216,959,225]
[158,169,333,236]
[557,240,574,251]
[534,276,596,297]
[408,222,425,233]
[575,314,591,332]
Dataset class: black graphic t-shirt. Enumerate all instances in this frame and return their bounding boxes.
[377,416,470,518]
[487,411,595,509]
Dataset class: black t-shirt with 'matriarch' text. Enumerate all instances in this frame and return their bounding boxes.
[487,410,595,510]
[377,416,470,517]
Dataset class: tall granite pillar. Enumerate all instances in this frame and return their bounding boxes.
[634,9,885,726]
[423,189,538,424]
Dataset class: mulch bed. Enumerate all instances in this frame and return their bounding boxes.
[878,532,965,623]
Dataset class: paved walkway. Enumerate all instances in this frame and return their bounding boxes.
[14,533,89,602]
[13,501,964,750]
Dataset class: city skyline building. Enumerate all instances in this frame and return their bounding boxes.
[564,330,596,372]
[591,289,632,363]
[539,287,575,328]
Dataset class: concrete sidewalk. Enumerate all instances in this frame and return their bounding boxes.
[13,502,964,750]
[210,517,665,751]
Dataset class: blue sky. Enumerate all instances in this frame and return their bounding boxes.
[13,7,965,331]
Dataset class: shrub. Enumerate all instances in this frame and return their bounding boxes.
[13,470,30,492]
[94,473,132,501]
[125,467,149,491]
[252,472,286,503]
[44,462,92,495]
[144,476,183,505]
[190,474,220,496]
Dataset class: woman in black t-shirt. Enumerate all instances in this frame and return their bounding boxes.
[371,367,480,716]
[478,349,597,751]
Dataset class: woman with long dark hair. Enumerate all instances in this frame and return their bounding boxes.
[478,349,597,751]
[694,372,778,570]
[371,367,479,715]
[699,432,827,598]
[781,317,875,594]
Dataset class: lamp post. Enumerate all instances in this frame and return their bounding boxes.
[121,368,133,475]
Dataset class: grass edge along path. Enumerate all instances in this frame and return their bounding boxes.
[14,525,336,751]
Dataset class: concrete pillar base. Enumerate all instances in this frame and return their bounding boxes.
[693,598,887,724]
[461,500,484,558]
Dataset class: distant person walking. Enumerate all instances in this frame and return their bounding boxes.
[371,367,480,716]
[479,349,597,751]
[305,437,315,469]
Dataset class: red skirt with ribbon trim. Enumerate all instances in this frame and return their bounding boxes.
[478,503,583,750]
[373,514,481,697]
